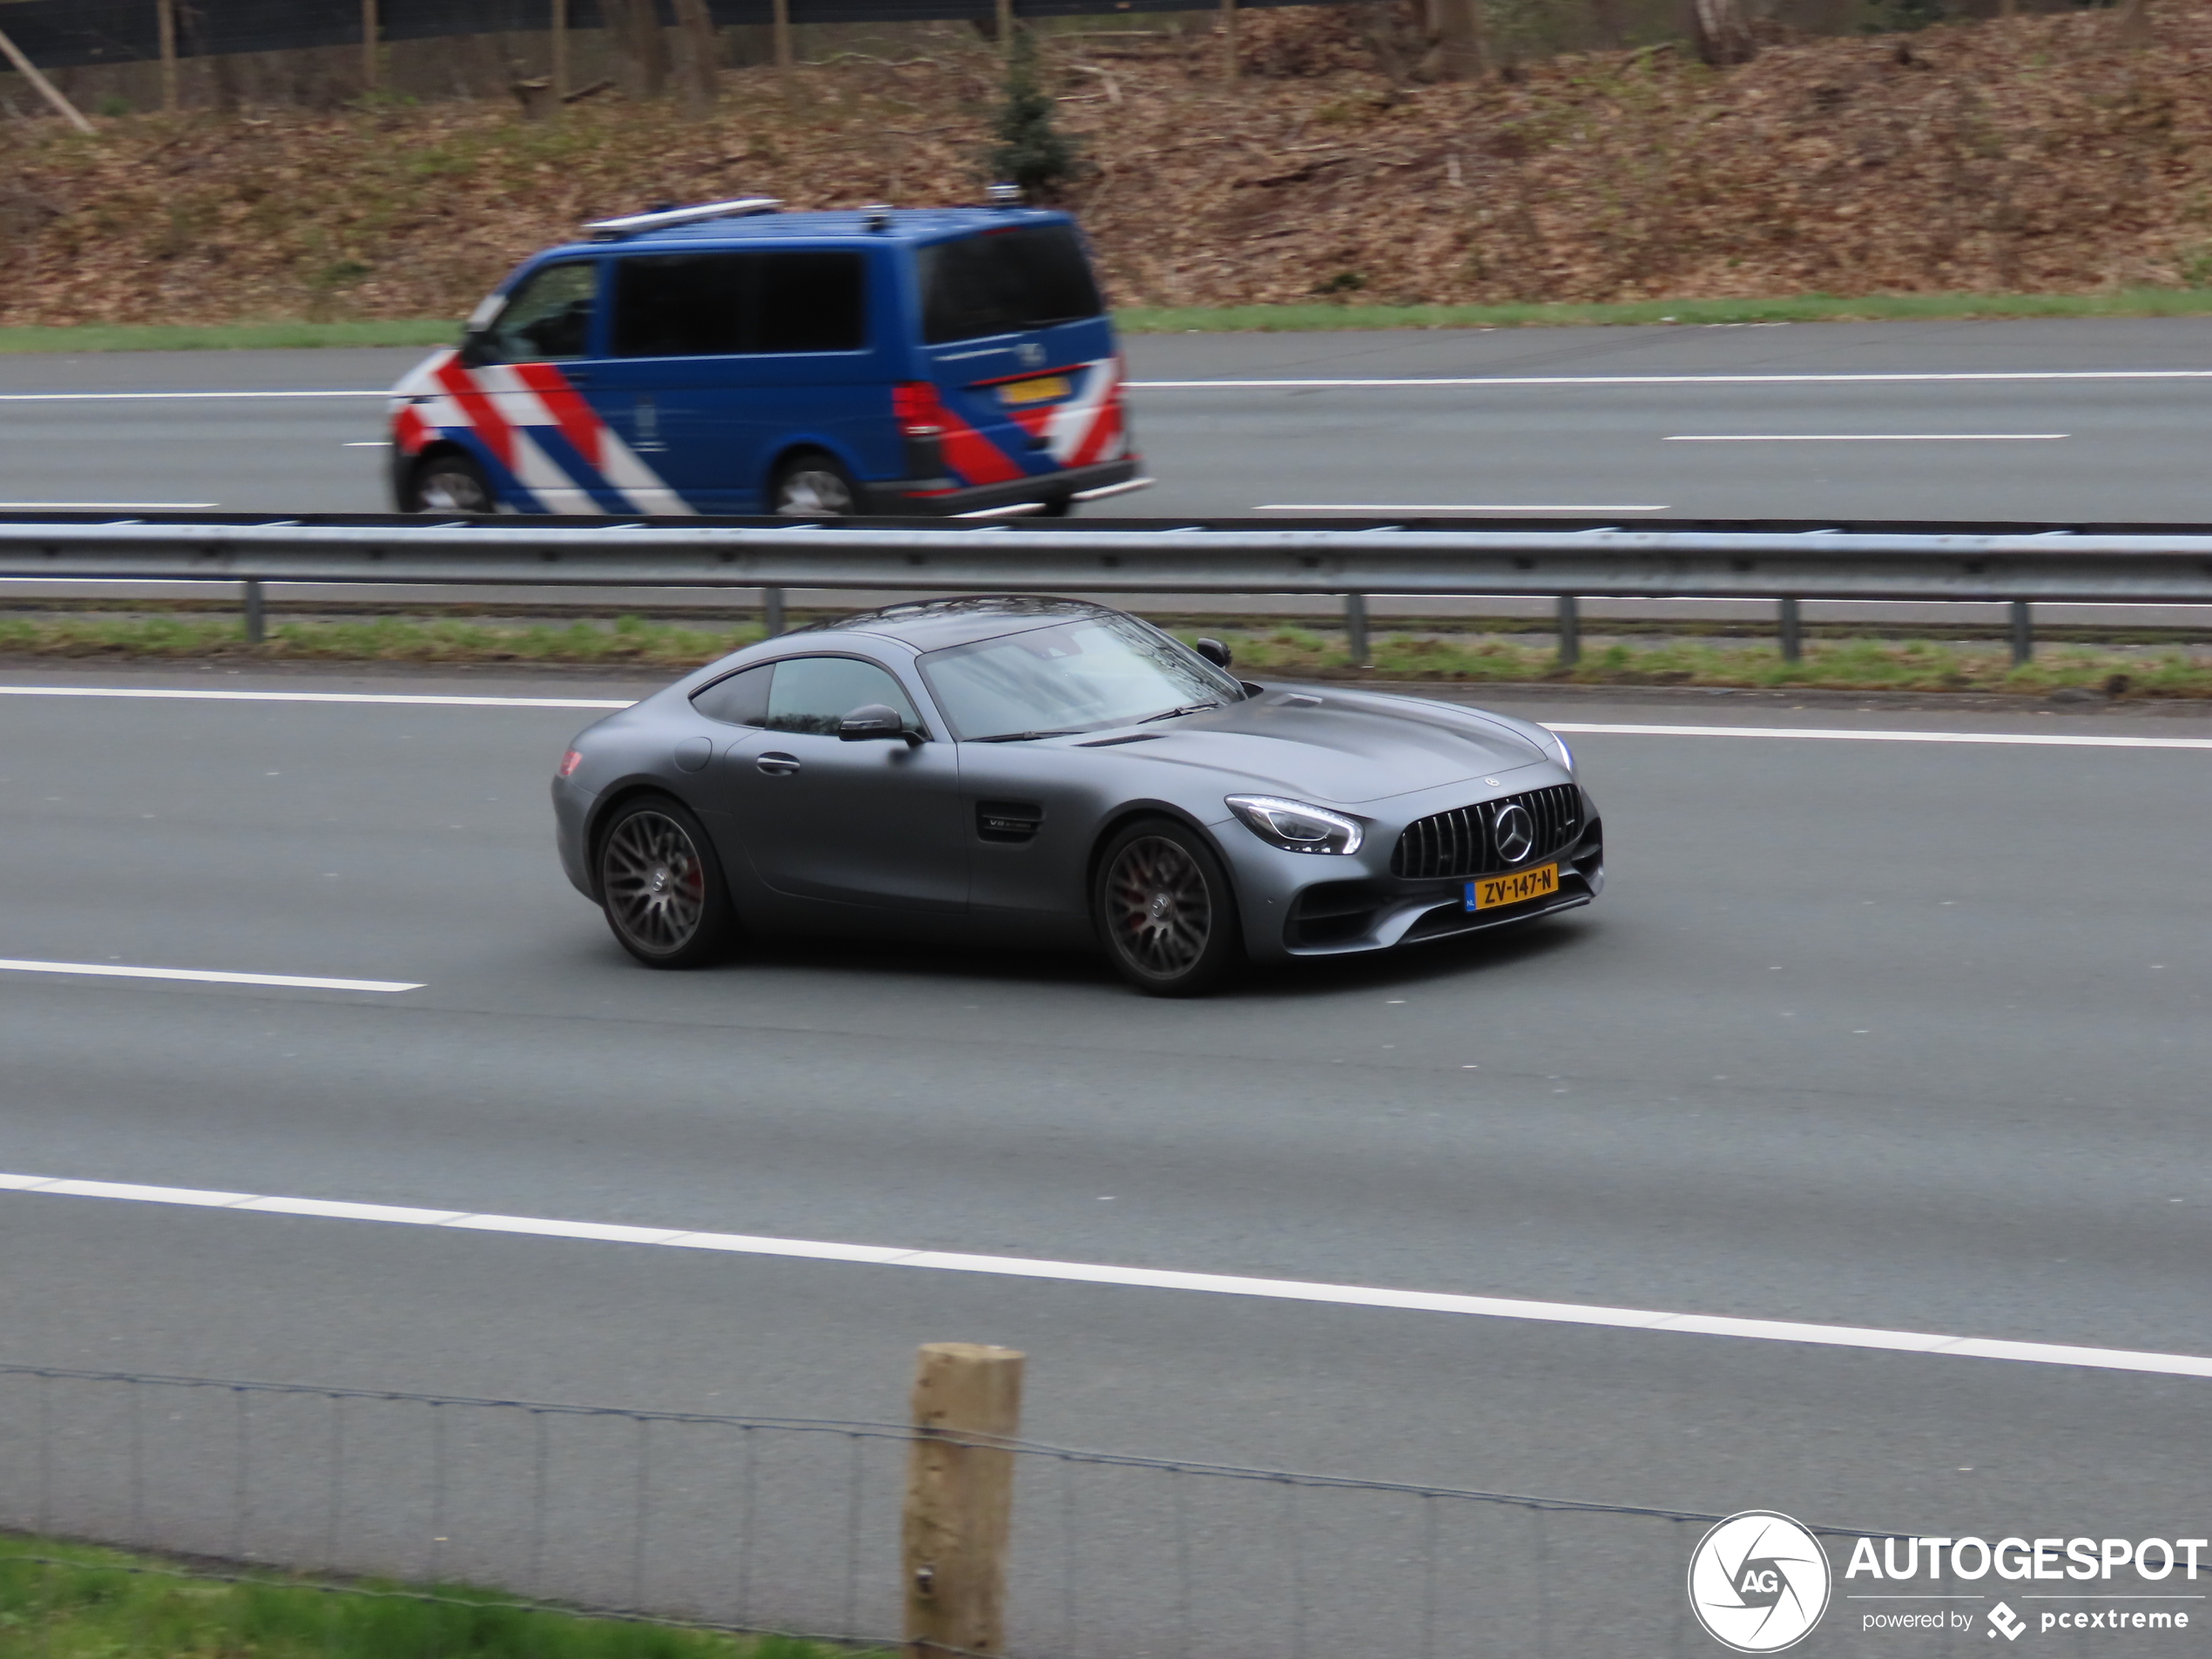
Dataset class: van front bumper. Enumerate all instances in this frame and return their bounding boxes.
[875,458,1145,516]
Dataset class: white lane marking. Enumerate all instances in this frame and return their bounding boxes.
[1256,503,1670,514]
[1130,370,2212,389]
[0,390,387,402]
[0,1169,2205,1378]
[1664,433,2067,443]
[1545,722,2212,752]
[0,685,632,710]
[0,960,420,993]
[0,501,219,509]
[2,689,2204,748]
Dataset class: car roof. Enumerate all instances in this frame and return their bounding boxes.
[807,595,1116,651]
[550,206,1071,259]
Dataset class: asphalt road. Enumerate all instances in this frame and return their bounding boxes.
[2,660,2210,1652]
[7,315,2212,521]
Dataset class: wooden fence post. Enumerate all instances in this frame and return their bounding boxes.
[157,0,179,111]
[903,1342,1024,1658]
[1221,0,1238,82]
[361,0,380,91]
[0,26,95,132]
[772,0,793,79]
[551,0,569,102]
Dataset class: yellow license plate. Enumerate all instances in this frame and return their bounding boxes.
[999,375,1070,407]
[1467,863,1558,911]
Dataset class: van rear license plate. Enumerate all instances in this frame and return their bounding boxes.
[1467,863,1558,911]
[1000,375,1070,407]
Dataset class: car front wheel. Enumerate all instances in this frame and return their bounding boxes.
[1092,818,1242,996]
[595,796,737,968]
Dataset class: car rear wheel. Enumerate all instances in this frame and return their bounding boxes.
[407,452,496,514]
[596,796,737,968]
[1093,818,1242,996]
[772,452,866,517]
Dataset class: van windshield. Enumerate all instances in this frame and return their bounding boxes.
[919,225,1104,345]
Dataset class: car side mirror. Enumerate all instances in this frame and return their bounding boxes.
[839,703,918,744]
[455,327,495,369]
[1194,637,1232,669]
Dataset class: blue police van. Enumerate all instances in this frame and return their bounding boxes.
[388,197,1147,517]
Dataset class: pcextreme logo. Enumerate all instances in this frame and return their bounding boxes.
[1688,1511,1834,1653]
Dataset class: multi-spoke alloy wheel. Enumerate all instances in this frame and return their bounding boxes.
[1094,819,1241,996]
[596,799,734,968]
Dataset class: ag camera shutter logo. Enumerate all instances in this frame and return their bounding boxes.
[1688,1511,1832,1652]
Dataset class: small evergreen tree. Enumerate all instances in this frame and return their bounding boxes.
[989,30,1080,203]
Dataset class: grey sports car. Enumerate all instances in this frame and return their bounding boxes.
[552,596,1602,995]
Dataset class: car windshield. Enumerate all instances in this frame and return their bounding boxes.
[918,614,1243,742]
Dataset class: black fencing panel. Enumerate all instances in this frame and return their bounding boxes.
[0,0,1330,70]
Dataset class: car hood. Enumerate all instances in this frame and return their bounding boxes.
[1109,689,1551,805]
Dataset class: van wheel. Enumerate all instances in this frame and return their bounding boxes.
[772,453,867,517]
[407,452,496,514]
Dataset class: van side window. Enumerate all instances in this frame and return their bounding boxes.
[613,254,747,358]
[919,226,1103,345]
[479,262,598,362]
[754,253,867,354]
[612,251,867,359]
[690,662,772,726]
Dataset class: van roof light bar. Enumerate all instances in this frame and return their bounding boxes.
[582,197,782,238]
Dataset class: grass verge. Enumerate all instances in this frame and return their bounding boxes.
[0,1534,881,1658]
[5,610,2211,697]
[10,287,2212,353]
[0,320,462,354]
[1117,288,2212,333]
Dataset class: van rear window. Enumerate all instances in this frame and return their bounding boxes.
[919,225,1103,345]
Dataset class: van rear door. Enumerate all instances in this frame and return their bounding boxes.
[916,222,1124,491]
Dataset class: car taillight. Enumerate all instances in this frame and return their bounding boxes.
[557,749,583,779]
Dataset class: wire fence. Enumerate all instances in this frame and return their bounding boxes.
[0,0,1312,74]
[0,1360,1920,1657]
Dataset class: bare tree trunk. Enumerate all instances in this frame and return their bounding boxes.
[1689,0,1755,64]
[600,0,668,97]
[2117,0,2151,44]
[1354,0,1413,87]
[1432,0,1486,80]
[1588,0,1624,49]
[670,0,719,111]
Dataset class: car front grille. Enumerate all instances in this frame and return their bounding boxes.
[1391,784,1583,880]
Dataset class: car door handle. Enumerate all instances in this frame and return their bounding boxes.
[756,752,801,776]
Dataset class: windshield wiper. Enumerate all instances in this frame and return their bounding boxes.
[972,728,1085,743]
[1137,703,1222,725]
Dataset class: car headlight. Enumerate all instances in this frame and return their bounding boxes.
[1545,731,1575,774]
[1225,795,1364,855]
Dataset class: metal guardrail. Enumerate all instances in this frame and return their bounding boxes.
[9,511,2212,663]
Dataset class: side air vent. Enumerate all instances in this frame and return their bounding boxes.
[976,800,1044,843]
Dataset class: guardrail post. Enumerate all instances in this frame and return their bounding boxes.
[1344,593,1370,668]
[2010,600,2033,666]
[1778,597,1802,663]
[1554,594,1580,668]
[243,579,266,646]
[762,587,786,639]
[904,1342,1024,1658]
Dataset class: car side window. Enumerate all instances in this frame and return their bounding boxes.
[477,262,598,363]
[762,657,921,737]
[690,663,772,726]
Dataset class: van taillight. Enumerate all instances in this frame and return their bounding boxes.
[893,381,946,436]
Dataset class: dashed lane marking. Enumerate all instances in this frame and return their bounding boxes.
[0,960,420,992]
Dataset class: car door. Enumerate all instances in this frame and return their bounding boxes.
[697,654,968,914]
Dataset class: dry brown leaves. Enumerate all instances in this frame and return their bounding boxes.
[3,4,2211,326]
